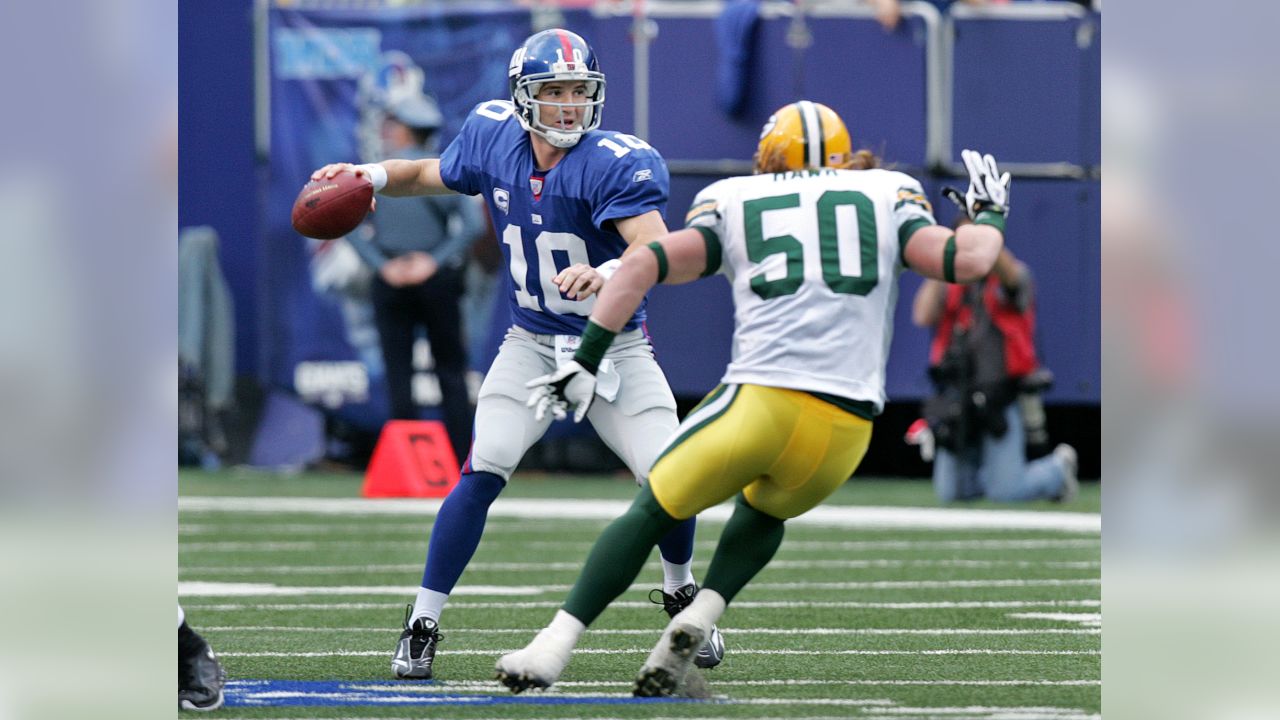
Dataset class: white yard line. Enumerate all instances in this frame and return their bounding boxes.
[179,558,1100,575]
[179,578,1098,598]
[221,648,1098,658]
[204,626,1099,636]
[186,599,1102,611]
[180,538,1100,553]
[178,582,538,597]
[364,679,1100,688]
[1007,612,1102,627]
[214,713,1096,720]
[180,496,1099,533]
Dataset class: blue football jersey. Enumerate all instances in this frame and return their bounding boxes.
[439,100,670,335]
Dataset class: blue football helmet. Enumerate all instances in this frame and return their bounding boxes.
[508,29,605,148]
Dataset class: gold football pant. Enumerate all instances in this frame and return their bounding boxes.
[648,384,873,520]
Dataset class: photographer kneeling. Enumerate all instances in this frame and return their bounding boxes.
[910,218,1077,503]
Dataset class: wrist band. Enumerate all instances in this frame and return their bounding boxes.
[974,209,1005,234]
[357,163,388,192]
[575,321,617,374]
[942,234,957,283]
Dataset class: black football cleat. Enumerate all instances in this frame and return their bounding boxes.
[179,624,226,712]
[392,605,444,679]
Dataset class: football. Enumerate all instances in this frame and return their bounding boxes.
[290,170,374,240]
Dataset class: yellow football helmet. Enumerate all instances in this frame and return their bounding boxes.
[754,101,854,174]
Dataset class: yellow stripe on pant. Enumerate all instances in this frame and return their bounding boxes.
[648,384,873,520]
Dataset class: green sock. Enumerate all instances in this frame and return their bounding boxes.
[702,494,786,603]
[563,485,680,626]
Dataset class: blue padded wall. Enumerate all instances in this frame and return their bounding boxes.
[951,11,1100,166]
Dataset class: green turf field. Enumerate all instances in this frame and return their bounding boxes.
[180,469,1100,719]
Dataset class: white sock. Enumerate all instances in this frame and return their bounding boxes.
[534,610,586,654]
[412,588,449,626]
[679,589,727,630]
[178,604,185,628]
[661,558,696,594]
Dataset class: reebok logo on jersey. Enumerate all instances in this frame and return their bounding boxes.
[632,169,653,183]
[494,188,510,214]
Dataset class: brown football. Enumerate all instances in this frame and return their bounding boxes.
[290,170,374,240]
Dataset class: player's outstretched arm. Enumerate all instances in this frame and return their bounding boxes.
[903,223,1003,284]
[310,159,454,197]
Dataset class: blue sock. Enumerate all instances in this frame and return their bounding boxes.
[656,515,696,565]
[421,471,506,592]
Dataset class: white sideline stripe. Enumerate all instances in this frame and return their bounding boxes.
[180,538,1101,553]
[221,648,1098,658]
[187,599,1102,611]
[205,626,1100,636]
[180,495,1099,533]
[178,578,1099,597]
[179,558,1100,575]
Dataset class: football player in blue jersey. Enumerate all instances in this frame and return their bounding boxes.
[311,28,723,680]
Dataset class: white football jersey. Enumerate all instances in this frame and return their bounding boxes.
[686,168,936,412]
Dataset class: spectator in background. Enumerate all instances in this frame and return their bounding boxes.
[179,225,235,467]
[870,0,1098,33]
[870,0,999,31]
[910,216,1078,503]
[346,91,485,464]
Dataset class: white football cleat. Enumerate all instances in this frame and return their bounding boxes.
[494,636,572,693]
[633,620,707,697]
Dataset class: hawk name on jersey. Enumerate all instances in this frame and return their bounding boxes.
[687,168,936,412]
[440,100,670,335]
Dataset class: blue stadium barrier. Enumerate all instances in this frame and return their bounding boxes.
[948,3,1101,167]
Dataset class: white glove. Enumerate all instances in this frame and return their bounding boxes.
[942,149,1012,220]
[525,360,597,423]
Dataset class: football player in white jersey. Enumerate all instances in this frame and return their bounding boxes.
[496,101,1010,695]
[310,28,723,680]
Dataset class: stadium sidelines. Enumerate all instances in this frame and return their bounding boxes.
[179,496,1100,532]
